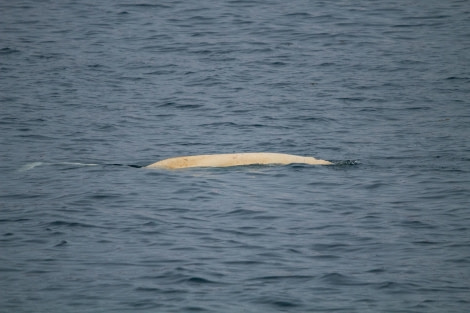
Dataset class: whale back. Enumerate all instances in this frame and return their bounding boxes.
[145,153,332,169]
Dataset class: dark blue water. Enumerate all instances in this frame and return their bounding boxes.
[1,0,469,312]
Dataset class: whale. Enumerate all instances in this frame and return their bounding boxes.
[145,152,332,169]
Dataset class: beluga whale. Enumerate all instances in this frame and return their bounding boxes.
[145,152,332,169]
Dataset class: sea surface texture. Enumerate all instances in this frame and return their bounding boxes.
[1,0,469,312]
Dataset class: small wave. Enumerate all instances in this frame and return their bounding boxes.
[54,240,68,247]
[320,272,365,286]
[47,220,98,228]
[0,47,20,55]
[185,277,220,284]
[332,160,361,166]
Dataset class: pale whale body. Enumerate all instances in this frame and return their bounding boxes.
[145,152,332,169]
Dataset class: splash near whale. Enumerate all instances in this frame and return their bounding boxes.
[145,152,332,169]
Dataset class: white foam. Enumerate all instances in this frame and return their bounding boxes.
[18,161,99,172]
[60,162,99,166]
[18,162,44,172]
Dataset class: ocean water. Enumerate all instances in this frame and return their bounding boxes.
[1,0,469,312]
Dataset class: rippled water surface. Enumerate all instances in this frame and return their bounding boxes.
[1,1,469,312]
